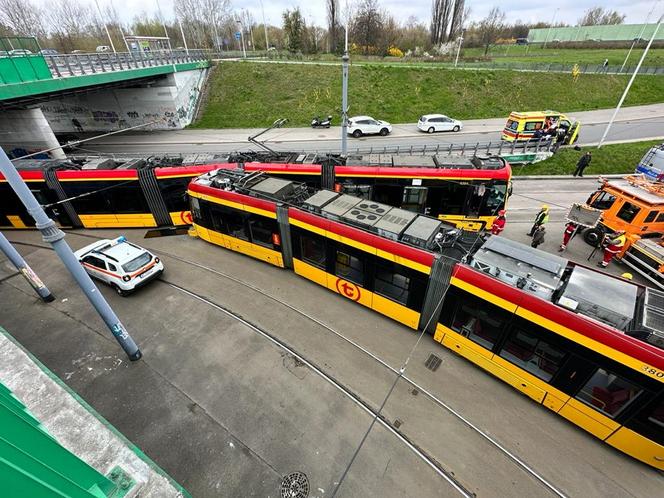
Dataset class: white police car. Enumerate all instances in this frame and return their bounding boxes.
[74,236,164,296]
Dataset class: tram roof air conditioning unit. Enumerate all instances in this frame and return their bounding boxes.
[401,216,444,248]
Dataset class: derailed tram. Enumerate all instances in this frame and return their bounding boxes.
[188,168,664,469]
[0,153,510,231]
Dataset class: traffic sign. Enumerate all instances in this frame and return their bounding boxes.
[235,32,241,40]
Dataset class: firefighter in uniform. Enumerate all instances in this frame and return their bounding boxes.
[528,205,549,236]
[598,230,626,268]
[491,210,507,235]
[558,222,578,252]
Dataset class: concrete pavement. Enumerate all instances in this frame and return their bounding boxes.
[1,214,662,496]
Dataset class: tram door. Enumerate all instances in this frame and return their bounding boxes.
[402,187,428,213]
[31,188,72,227]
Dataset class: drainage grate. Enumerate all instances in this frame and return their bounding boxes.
[281,472,309,498]
[425,353,442,372]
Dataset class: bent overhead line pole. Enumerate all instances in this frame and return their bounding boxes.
[0,148,142,361]
[0,231,54,302]
[599,15,663,148]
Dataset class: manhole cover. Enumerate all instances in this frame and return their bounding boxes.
[281,472,309,498]
[425,353,442,372]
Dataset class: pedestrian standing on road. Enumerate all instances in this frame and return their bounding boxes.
[603,58,609,72]
[573,151,592,177]
[527,205,549,236]
[558,222,578,252]
[531,225,546,248]
[491,210,507,235]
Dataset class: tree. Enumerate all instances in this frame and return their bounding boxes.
[282,8,305,52]
[327,0,341,53]
[477,6,505,55]
[175,0,231,50]
[578,7,626,26]
[0,0,46,38]
[431,0,465,44]
[48,0,95,51]
[350,0,383,55]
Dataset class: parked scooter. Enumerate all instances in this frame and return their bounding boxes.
[311,115,332,128]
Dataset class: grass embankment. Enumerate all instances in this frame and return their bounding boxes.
[464,46,664,66]
[514,140,664,176]
[193,61,664,128]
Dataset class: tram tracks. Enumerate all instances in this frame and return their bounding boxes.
[8,232,567,497]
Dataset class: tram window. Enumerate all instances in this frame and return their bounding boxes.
[588,191,616,210]
[64,182,113,214]
[499,326,566,382]
[575,368,643,418]
[644,210,658,223]
[225,211,249,241]
[160,177,191,212]
[374,260,410,306]
[440,287,510,350]
[426,184,467,216]
[299,233,326,269]
[626,398,664,445]
[107,183,150,214]
[616,202,641,223]
[248,216,276,248]
[335,249,364,286]
[480,182,508,216]
[342,184,371,199]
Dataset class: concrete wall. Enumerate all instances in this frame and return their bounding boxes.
[0,108,65,159]
[40,67,208,133]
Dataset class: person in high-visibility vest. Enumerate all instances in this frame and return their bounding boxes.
[491,210,507,235]
[558,221,578,252]
[527,205,549,236]
[598,230,626,268]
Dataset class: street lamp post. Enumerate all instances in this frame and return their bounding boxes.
[454,31,465,67]
[543,8,560,50]
[620,0,659,73]
[236,18,247,58]
[259,0,270,50]
[341,24,349,157]
[599,15,663,148]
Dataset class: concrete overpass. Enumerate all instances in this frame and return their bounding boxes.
[0,50,211,159]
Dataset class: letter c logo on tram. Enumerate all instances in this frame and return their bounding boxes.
[180,211,193,224]
[335,278,361,302]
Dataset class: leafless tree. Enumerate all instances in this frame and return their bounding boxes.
[448,0,465,41]
[48,0,95,51]
[430,0,452,45]
[327,0,341,53]
[0,0,46,38]
[578,7,626,26]
[477,6,505,55]
[175,0,231,50]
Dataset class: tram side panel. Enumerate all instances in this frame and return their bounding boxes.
[434,265,664,469]
[288,208,430,330]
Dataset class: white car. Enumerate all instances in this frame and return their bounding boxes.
[417,114,463,133]
[74,236,164,296]
[347,116,392,138]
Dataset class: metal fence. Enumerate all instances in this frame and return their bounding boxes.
[45,50,209,78]
[451,60,664,75]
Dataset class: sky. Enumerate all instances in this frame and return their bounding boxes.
[33,0,664,28]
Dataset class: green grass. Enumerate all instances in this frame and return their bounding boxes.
[513,140,663,176]
[463,46,664,67]
[193,61,664,128]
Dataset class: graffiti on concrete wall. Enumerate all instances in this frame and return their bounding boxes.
[40,67,209,133]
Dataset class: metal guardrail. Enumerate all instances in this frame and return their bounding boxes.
[71,138,555,164]
[45,50,209,78]
[452,60,664,75]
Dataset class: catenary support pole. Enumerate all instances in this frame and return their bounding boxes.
[0,148,142,361]
[341,24,349,157]
[599,16,662,148]
[0,231,54,302]
[620,1,659,73]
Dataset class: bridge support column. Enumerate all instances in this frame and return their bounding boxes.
[0,108,65,159]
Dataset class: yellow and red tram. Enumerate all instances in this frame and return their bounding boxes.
[1,155,510,231]
[188,168,664,469]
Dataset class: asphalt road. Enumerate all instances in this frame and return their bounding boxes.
[80,104,664,156]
